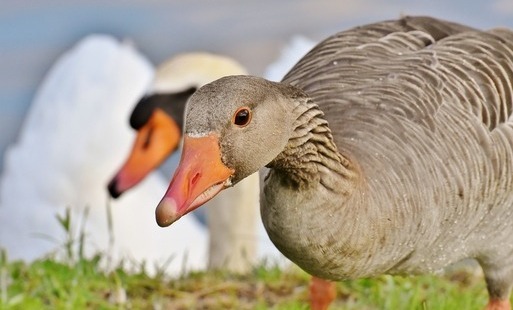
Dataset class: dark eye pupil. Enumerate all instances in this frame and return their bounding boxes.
[235,109,250,126]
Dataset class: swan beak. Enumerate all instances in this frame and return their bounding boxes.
[108,108,181,198]
[156,134,234,227]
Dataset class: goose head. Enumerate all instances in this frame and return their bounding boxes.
[156,75,309,226]
[108,53,247,198]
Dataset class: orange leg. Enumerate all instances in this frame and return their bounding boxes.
[309,276,336,310]
[485,299,511,310]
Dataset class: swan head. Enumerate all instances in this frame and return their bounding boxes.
[108,53,247,198]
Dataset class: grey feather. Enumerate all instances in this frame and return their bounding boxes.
[182,16,513,302]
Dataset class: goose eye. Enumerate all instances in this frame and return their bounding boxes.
[233,107,252,127]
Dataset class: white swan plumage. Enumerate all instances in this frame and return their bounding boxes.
[0,35,208,276]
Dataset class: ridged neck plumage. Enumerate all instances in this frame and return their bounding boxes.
[260,94,371,280]
[266,97,358,195]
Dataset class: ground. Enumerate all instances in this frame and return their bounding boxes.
[0,250,492,309]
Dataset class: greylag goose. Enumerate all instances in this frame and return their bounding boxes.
[108,53,261,273]
[155,16,513,309]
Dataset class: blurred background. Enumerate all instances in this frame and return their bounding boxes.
[2,0,513,169]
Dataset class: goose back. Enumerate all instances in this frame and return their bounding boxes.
[262,16,513,278]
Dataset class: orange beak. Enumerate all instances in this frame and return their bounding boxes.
[108,108,181,198]
[155,134,234,227]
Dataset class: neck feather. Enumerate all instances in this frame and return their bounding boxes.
[267,98,358,192]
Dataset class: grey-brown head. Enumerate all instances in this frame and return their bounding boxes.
[155,75,308,226]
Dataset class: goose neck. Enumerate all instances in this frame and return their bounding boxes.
[267,99,358,192]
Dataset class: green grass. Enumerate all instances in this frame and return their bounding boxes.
[0,208,495,309]
[0,250,493,310]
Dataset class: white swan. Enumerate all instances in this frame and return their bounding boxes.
[0,35,208,276]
